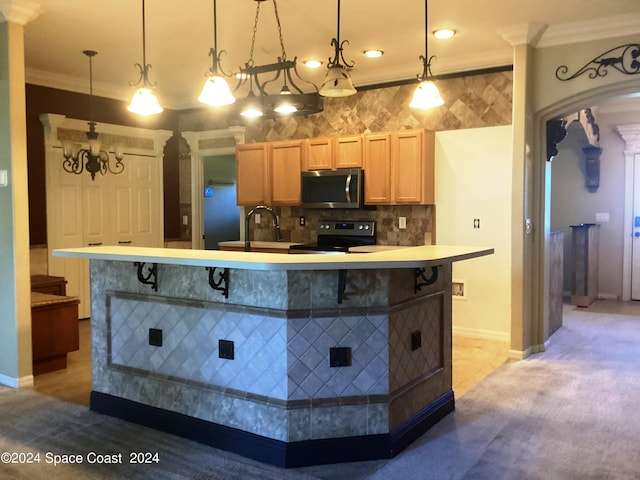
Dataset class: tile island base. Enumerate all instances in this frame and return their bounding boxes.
[53,246,492,467]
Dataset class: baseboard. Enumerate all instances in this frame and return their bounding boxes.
[0,373,34,388]
[90,390,455,468]
[508,347,532,360]
[452,325,509,341]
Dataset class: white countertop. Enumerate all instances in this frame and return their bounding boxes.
[53,245,494,271]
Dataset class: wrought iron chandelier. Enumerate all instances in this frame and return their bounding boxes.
[409,0,444,109]
[61,50,125,181]
[233,0,323,119]
[128,0,163,115]
[319,0,356,97]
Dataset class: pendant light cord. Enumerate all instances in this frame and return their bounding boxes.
[141,0,147,71]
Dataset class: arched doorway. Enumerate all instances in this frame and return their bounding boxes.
[534,79,640,347]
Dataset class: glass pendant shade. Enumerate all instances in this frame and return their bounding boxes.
[409,80,444,109]
[319,66,356,97]
[128,87,164,115]
[239,92,264,118]
[198,75,236,106]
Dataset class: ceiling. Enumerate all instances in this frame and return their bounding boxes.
[19,0,640,110]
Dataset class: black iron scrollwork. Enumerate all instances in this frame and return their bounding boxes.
[134,262,158,291]
[556,43,640,81]
[206,267,229,299]
[415,266,438,293]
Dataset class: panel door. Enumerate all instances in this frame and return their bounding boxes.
[270,141,303,205]
[393,130,424,203]
[236,143,269,205]
[363,133,392,204]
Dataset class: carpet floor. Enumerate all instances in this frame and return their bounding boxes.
[2,303,640,479]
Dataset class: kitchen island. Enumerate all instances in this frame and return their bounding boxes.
[53,245,492,467]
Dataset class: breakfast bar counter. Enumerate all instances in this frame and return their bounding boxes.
[53,245,492,467]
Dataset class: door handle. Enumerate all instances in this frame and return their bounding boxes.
[345,173,352,203]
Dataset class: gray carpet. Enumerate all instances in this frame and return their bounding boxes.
[2,304,640,479]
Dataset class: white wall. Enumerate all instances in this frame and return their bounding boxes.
[436,126,513,341]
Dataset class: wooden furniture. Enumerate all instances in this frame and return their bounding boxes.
[571,223,599,307]
[363,128,435,205]
[31,292,80,375]
[31,274,67,296]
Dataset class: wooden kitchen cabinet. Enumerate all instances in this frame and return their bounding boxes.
[236,142,270,205]
[304,135,362,171]
[271,140,303,205]
[236,140,303,206]
[363,129,434,205]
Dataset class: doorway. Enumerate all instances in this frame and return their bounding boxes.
[202,154,240,250]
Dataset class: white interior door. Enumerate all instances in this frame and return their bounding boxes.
[631,153,640,300]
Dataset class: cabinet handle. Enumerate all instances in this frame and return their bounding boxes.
[88,242,103,246]
[119,240,132,244]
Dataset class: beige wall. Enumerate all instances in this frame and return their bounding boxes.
[436,126,513,340]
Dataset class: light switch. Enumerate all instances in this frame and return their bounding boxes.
[0,170,7,187]
[595,212,609,223]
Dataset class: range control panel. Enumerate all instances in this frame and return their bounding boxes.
[318,220,375,237]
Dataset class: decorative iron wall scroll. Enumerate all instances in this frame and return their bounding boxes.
[556,43,640,81]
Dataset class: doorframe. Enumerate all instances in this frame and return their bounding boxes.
[182,127,246,250]
[618,126,640,301]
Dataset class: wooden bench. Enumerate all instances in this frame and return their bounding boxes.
[31,292,80,375]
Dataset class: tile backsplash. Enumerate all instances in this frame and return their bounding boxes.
[251,205,434,246]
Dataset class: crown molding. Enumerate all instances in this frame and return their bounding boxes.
[0,0,42,25]
[537,14,640,48]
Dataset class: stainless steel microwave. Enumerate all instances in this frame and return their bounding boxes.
[300,169,363,208]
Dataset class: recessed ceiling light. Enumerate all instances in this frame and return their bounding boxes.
[304,60,323,69]
[363,49,384,59]
[433,29,456,40]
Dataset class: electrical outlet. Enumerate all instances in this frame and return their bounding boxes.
[254,213,261,224]
[0,170,7,187]
[182,215,189,226]
[411,330,422,351]
[473,218,480,229]
[299,216,305,226]
[399,217,407,229]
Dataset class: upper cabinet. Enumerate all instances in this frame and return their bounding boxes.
[237,129,433,207]
[303,135,362,171]
[364,129,434,205]
[236,140,304,206]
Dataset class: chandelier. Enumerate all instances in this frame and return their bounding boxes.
[409,0,444,109]
[61,50,125,181]
[128,0,163,115]
[233,0,323,119]
[319,0,356,97]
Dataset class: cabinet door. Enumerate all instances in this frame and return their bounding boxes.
[393,130,424,203]
[393,129,435,204]
[270,140,303,205]
[236,143,269,205]
[335,135,363,168]
[363,133,392,204]
[305,138,333,170]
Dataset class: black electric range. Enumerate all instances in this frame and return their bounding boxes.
[288,220,376,254]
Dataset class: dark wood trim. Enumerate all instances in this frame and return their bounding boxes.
[90,389,454,468]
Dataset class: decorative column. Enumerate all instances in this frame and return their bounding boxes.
[0,1,42,387]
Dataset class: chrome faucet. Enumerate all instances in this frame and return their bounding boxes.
[245,205,282,251]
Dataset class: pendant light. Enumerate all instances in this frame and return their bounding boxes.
[198,0,235,107]
[319,0,356,97]
[128,0,163,115]
[409,0,444,109]
[61,51,125,181]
